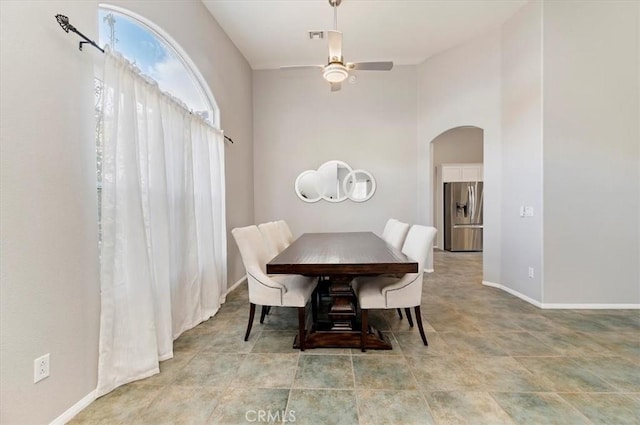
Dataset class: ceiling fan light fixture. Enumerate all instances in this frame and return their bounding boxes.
[323,63,348,83]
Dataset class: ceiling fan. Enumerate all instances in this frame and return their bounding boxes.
[280,0,393,92]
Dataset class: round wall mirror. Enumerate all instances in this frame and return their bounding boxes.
[344,169,376,202]
[294,170,322,202]
[316,160,353,202]
[295,161,376,203]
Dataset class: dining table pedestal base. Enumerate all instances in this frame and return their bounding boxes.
[293,325,392,350]
[327,277,357,331]
[293,276,392,350]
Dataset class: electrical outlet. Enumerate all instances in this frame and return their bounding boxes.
[34,353,50,383]
[525,206,534,217]
[528,267,534,279]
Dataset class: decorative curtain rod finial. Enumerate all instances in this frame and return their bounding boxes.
[55,14,105,53]
[55,14,73,33]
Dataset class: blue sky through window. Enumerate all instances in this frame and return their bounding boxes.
[98,9,212,122]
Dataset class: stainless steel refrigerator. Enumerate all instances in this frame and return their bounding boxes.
[444,181,483,251]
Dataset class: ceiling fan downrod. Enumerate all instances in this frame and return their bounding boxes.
[329,0,341,30]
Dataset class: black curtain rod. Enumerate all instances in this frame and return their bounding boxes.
[56,14,104,53]
[55,14,235,145]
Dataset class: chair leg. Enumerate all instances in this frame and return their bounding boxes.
[414,306,428,346]
[405,308,414,327]
[260,305,269,324]
[361,309,368,352]
[397,308,403,319]
[297,306,306,351]
[245,303,256,341]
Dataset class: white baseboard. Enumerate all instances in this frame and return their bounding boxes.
[50,389,96,425]
[482,281,543,308]
[539,303,640,309]
[224,275,247,300]
[482,281,640,309]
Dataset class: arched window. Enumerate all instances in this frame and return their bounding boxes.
[95,6,219,240]
[97,6,218,125]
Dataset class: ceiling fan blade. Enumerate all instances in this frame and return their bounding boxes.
[328,30,343,62]
[280,65,323,71]
[330,82,342,92]
[348,61,394,71]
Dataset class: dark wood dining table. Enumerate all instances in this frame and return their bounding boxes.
[266,232,418,349]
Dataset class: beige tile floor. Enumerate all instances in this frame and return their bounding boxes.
[70,250,640,424]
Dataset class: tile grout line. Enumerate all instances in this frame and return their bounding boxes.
[281,350,301,425]
[350,348,361,423]
[401,308,441,425]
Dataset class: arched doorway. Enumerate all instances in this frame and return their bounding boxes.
[430,126,484,252]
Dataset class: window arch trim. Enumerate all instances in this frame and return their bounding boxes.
[99,3,220,128]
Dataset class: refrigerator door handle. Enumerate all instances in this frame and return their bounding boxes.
[453,224,484,229]
[473,184,477,219]
[469,185,475,220]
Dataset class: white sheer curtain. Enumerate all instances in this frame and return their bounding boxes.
[96,51,226,397]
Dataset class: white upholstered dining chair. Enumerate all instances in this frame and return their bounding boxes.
[258,221,286,260]
[260,220,293,253]
[382,218,398,242]
[381,218,411,320]
[352,224,437,351]
[257,220,298,323]
[232,225,318,350]
[276,220,294,245]
[382,218,410,250]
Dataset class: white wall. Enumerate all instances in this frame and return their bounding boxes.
[501,0,543,302]
[542,0,639,305]
[416,30,502,283]
[253,67,418,236]
[0,1,253,423]
[0,2,100,424]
